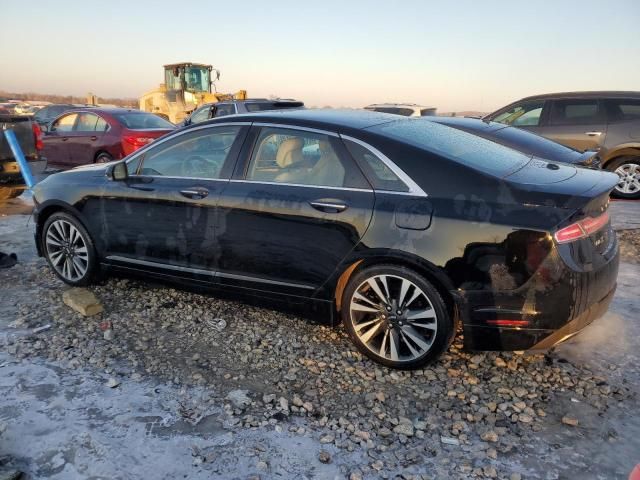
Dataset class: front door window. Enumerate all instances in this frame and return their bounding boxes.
[492,101,545,127]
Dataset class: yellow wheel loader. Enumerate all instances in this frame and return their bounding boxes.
[139,62,247,124]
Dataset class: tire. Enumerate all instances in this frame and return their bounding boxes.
[341,264,453,369]
[95,152,113,164]
[606,156,640,199]
[42,212,98,286]
[0,188,24,201]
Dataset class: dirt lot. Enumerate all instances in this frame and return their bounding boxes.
[1,193,639,480]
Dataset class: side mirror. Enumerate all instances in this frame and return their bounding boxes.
[40,123,49,133]
[111,162,128,181]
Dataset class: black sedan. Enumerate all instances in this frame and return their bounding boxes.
[424,116,601,168]
[32,109,619,368]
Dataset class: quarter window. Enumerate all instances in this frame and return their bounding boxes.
[605,99,640,122]
[344,140,409,192]
[246,128,350,188]
[213,104,236,118]
[52,113,78,132]
[549,100,601,125]
[135,126,241,179]
[189,105,212,124]
[492,101,544,127]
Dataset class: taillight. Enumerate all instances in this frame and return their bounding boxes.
[554,211,610,244]
[32,122,43,150]
[123,136,154,148]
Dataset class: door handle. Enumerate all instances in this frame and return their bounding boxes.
[61,137,68,141]
[90,136,98,141]
[309,200,348,213]
[180,188,209,199]
[585,131,602,136]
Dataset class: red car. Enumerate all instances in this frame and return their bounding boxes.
[42,108,174,167]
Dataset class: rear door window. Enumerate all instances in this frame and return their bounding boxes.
[213,104,236,117]
[74,113,99,132]
[549,100,603,125]
[605,99,640,122]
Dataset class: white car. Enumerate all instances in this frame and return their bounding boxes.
[364,103,437,117]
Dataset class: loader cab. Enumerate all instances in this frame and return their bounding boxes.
[163,63,216,95]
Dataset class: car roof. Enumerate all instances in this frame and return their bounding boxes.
[518,91,640,101]
[202,108,400,131]
[424,116,506,132]
[365,103,435,109]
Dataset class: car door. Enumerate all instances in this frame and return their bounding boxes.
[488,100,548,135]
[87,123,249,282]
[215,124,375,297]
[41,112,78,166]
[538,99,608,152]
[66,112,108,166]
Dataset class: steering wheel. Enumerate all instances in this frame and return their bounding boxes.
[181,155,218,178]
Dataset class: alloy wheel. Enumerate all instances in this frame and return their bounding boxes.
[45,219,89,281]
[349,274,438,363]
[614,163,640,195]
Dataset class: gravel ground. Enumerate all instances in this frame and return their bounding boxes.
[0,201,639,479]
[618,229,640,264]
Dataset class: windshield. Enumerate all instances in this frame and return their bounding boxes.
[369,119,531,177]
[113,112,174,130]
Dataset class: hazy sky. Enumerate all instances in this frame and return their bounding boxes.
[1,0,639,112]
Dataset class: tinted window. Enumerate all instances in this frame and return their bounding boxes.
[113,112,174,129]
[75,113,99,132]
[605,99,640,122]
[549,100,601,125]
[344,140,408,192]
[492,101,544,127]
[95,116,108,132]
[213,104,236,117]
[245,102,303,112]
[369,107,414,116]
[247,128,349,188]
[420,108,436,116]
[52,113,78,132]
[369,119,531,177]
[189,105,212,124]
[136,126,241,179]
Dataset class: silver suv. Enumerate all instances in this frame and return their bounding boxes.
[485,91,640,199]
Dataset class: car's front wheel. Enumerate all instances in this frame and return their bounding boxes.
[42,212,97,286]
[95,152,113,164]
[341,265,453,369]
[607,156,640,199]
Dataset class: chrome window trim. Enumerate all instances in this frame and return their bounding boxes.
[252,122,340,138]
[217,271,315,290]
[228,179,373,193]
[129,175,230,182]
[124,122,252,167]
[339,134,427,197]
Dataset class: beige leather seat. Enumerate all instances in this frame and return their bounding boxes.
[274,138,305,183]
[307,140,345,187]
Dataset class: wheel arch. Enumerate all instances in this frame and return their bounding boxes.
[94,150,112,162]
[35,201,91,256]
[331,251,459,325]
[601,145,640,167]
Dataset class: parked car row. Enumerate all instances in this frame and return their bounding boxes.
[33,107,620,368]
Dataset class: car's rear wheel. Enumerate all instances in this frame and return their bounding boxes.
[607,156,640,199]
[42,212,97,286]
[341,265,453,369]
[95,152,113,164]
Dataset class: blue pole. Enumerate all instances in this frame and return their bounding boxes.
[3,128,35,189]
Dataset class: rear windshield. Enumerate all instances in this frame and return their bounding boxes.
[113,112,174,129]
[369,119,531,177]
[487,125,580,163]
[245,102,303,112]
[368,107,414,116]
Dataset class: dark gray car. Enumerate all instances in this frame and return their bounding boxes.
[181,99,304,127]
[485,91,640,199]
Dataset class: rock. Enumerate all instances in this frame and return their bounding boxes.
[292,395,304,407]
[103,329,114,341]
[440,436,460,446]
[494,357,507,368]
[302,401,314,412]
[483,466,498,478]
[562,416,579,427]
[393,423,414,437]
[62,288,103,316]
[350,471,363,480]
[481,430,499,442]
[0,471,24,480]
[262,394,276,404]
[279,397,289,411]
[519,414,533,424]
[470,354,484,364]
[227,389,251,408]
[318,450,331,464]
[510,474,522,480]
[256,460,268,471]
[371,460,384,471]
[320,434,335,444]
[106,377,120,388]
[375,391,386,402]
